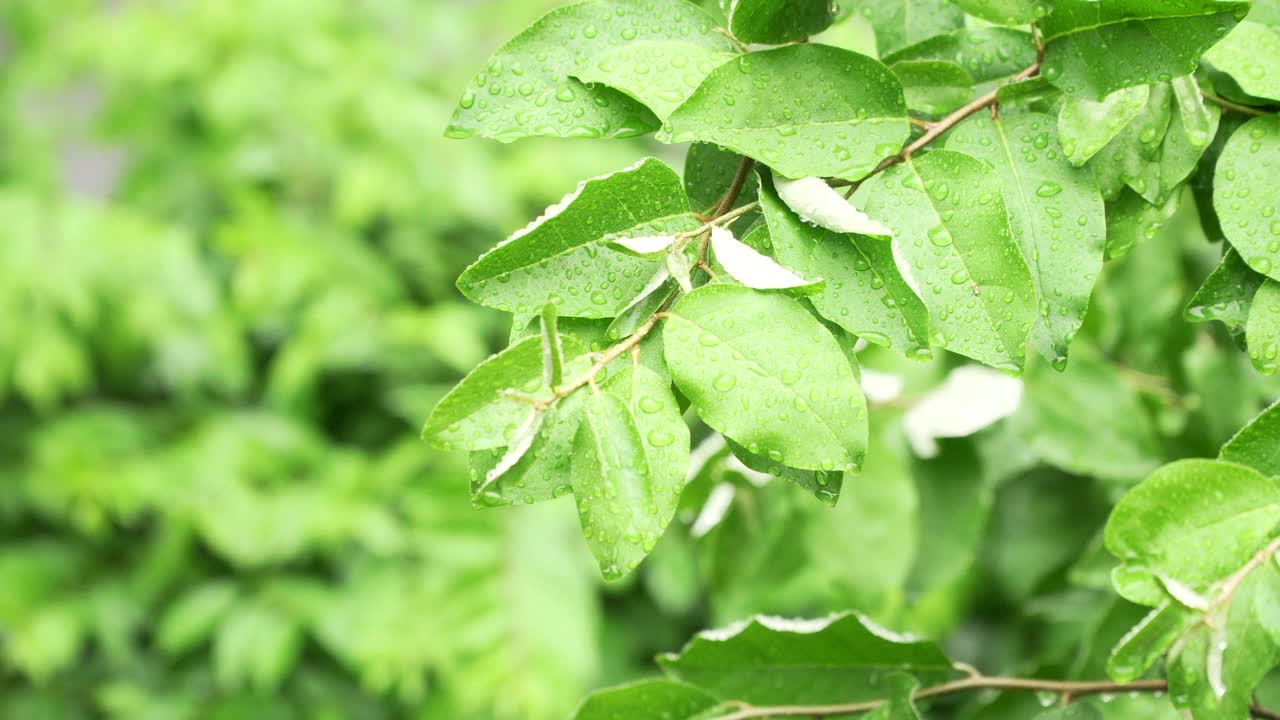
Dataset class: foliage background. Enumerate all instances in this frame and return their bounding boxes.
[2,1,1280,719]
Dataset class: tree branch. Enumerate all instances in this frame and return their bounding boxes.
[712,156,755,217]
[1202,92,1271,117]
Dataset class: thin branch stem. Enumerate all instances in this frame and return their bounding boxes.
[1212,535,1280,612]
[715,677,1169,720]
[1203,91,1271,117]
[713,157,756,217]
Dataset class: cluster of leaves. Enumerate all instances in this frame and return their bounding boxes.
[432,0,1280,717]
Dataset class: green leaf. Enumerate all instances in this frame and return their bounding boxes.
[572,679,722,720]
[1248,279,1280,373]
[1008,346,1162,483]
[468,391,585,507]
[758,173,931,358]
[1107,601,1195,682]
[1105,458,1280,595]
[572,41,737,122]
[1033,705,1103,720]
[663,284,868,472]
[1058,85,1151,167]
[727,0,835,44]
[457,158,697,318]
[726,437,843,505]
[665,44,910,181]
[1040,0,1249,99]
[1221,401,1280,476]
[847,0,965,57]
[656,613,954,705]
[1184,248,1265,333]
[445,0,732,141]
[1171,75,1216,147]
[882,27,1037,88]
[948,0,1049,26]
[890,60,973,115]
[946,112,1106,367]
[1103,188,1181,260]
[157,581,239,655]
[424,336,587,450]
[1205,20,1280,102]
[573,367,689,581]
[1216,116,1280,281]
[865,673,922,719]
[684,143,759,213]
[854,149,1036,372]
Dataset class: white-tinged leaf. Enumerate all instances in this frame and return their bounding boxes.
[774,175,893,236]
[903,366,1023,457]
[1157,573,1211,612]
[482,409,545,490]
[710,226,818,290]
[667,250,693,293]
[612,235,677,256]
[616,266,672,319]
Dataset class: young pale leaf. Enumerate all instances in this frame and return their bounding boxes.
[663,284,868,472]
[947,112,1106,367]
[665,44,910,181]
[457,158,696,318]
[541,304,564,387]
[656,613,954,705]
[572,385,683,581]
[710,226,818,291]
[1039,0,1249,99]
[611,235,676,256]
[572,679,722,720]
[759,174,930,357]
[855,150,1036,372]
[1216,116,1280,281]
[889,60,973,115]
[1058,85,1150,167]
[848,0,964,57]
[445,0,731,142]
[1205,20,1280,102]
[1106,458,1280,595]
[1107,601,1195,682]
[882,27,1037,89]
[424,336,587,450]
[480,409,544,492]
[1247,279,1280,373]
[1220,401,1280,476]
[1184,248,1265,333]
[726,0,835,44]
[572,41,736,122]
[1170,75,1216,147]
[774,175,893,236]
[902,366,1023,458]
[947,0,1048,25]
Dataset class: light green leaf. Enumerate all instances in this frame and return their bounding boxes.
[1171,75,1216,147]
[1058,85,1151,167]
[656,613,954,705]
[1205,20,1280,102]
[947,112,1106,367]
[684,143,758,213]
[1106,458,1280,595]
[758,173,930,357]
[727,0,835,44]
[468,391,586,507]
[1008,346,1162,483]
[848,0,965,57]
[855,150,1036,372]
[573,41,737,122]
[214,603,301,691]
[1103,188,1181,260]
[445,0,731,142]
[1034,705,1103,720]
[890,60,973,115]
[1184,248,1265,333]
[665,44,910,181]
[948,0,1049,25]
[1040,0,1249,99]
[572,679,723,720]
[424,336,587,451]
[865,673,922,719]
[726,437,844,505]
[1216,116,1280,281]
[157,581,239,655]
[1221,401,1280,476]
[457,158,697,318]
[883,27,1037,88]
[1107,601,1195,682]
[1248,279,1280,373]
[572,376,688,581]
[664,284,868,471]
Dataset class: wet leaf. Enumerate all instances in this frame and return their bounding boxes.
[1216,116,1280,281]
[1247,279,1280,373]
[726,0,835,44]
[1220,400,1280,475]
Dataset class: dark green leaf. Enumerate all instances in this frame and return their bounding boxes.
[727,0,835,44]
[848,0,965,57]
[684,143,759,213]
[573,679,722,720]
[883,27,1037,88]
[1184,248,1265,333]
[890,60,973,115]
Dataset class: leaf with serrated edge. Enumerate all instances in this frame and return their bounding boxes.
[855,150,1036,372]
[666,44,909,181]
[458,158,696,318]
[774,175,893,236]
[710,226,818,290]
[664,284,867,472]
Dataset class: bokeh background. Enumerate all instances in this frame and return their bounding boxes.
[4,2,1280,719]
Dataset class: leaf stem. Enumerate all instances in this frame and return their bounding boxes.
[712,156,756,217]
[1202,92,1271,117]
